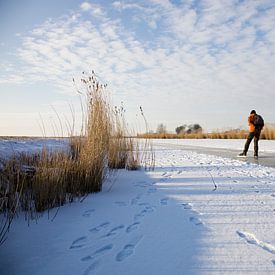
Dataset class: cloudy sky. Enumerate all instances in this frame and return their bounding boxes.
[0,0,275,136]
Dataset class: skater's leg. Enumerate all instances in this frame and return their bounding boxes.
[243,132,254,155]
[254,129,261,157]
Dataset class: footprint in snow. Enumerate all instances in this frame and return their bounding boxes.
[126,222,140,233]
[134,206,155,221]
[116,235,143,262]
[82,260,100,275]
[272,260,275,265]
[131,194,142,205]
[160,198,169,205]
[144,206,155,212]
[82,209,95,218]
[162,171,172,177]
[70,236,88,249]
[134,181,147,188]
[181,203,192,210]
[237,230,275,255]
[81,244,113,262]
[147,187,157,194]
[101,225,125,238]
[89,222,110,234]
[114,201,128,207]
[138,202,150,207]
[271,194,275,198]
[189,217,203,226]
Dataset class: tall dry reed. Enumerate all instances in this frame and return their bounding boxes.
[0,71,154,244]
[108,104,142,170]
[261,125,275,140]
[0,72,112,242]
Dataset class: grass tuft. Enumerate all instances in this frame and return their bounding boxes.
[0,71,154,244]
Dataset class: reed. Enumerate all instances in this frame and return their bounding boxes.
[0,71,154,244]
[0,72,111,242]
[261,125,275,140]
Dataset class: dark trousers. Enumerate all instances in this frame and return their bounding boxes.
[243,129,261,156]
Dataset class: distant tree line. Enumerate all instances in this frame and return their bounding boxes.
[175,124,202,134]
[154,123,203,134]
[138,122,275,140]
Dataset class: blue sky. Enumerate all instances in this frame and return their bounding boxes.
[1,0,275,136]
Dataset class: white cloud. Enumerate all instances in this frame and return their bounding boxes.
[1,0,275,132]
[112,1,144,11]
[80,1,105,18]
[80,2,92,11]
[92,6,105,17]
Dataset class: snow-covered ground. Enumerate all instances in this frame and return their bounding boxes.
[1,139,275,274]
[0,138,69,160]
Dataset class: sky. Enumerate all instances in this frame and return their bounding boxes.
[0,0,275,136]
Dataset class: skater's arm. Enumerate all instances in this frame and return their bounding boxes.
[248,115,255,132]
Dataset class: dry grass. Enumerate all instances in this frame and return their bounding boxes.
[138,126,275,140]
[261,125,275,140]
[0,71,154,244]
[108,105,130,169]
[137,132,206,139]
[206,129,248,139]
[1,73,111,218]
[107,104,154,171]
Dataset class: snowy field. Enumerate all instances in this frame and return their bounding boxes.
[0,138,69,160]
[1,139,275,274]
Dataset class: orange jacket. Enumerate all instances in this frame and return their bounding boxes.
[248,114,255,132]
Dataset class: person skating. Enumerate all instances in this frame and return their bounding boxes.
[239,110,264,159]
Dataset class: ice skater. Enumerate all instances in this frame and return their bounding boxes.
[239,110,264,159]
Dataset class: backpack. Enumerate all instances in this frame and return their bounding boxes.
[253,114,264,129]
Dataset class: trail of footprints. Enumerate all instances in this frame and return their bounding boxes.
[69,190,156,274]
[70,165,205,274]
[181,203,204,226]
[160,165,205,228]
[70,218,145,274]
[237,230,275,266]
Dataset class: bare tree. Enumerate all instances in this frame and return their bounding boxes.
[175,125,186,134]
[156,123,167,134]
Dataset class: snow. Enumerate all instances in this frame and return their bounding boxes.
[0,138,69,160]
[1,139,275,274]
